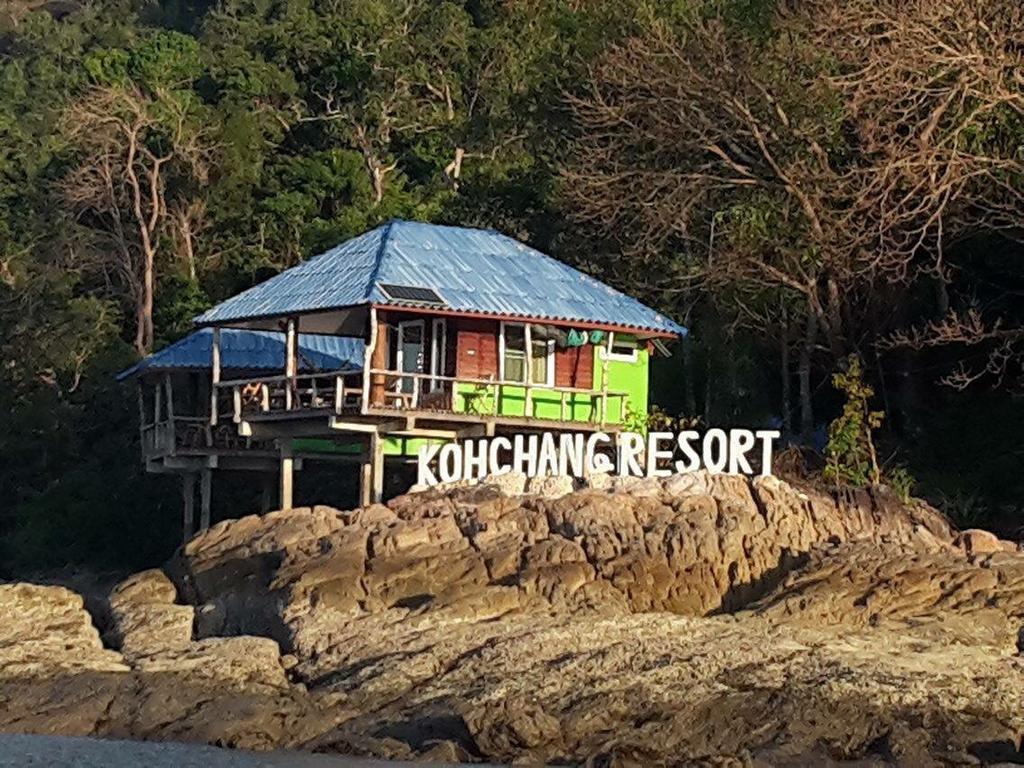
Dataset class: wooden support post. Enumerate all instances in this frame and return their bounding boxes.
[210,327,221,425]
[362,307,377,414]
[182,473,196,544]
[524,325,533,418]
[137,381,147,457]
[280,441,294,510]
[369,309,389,408]
[335,375,344,415]
[285,317,298,410]
[164,374,176,454]
[137,381,146,426]
[163,374,174,420]
[599,342,610,426]
[260,473,275,513]
[199,469,212,531]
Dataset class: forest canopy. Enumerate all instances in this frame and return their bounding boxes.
[1,0,1022,574]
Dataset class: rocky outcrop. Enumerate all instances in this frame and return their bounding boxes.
[2,472,1023,765]
[753,540,1024,638]
[170,472,955,677]
[0,575,337,749]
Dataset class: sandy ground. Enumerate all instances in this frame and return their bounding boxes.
[0,734,493,768]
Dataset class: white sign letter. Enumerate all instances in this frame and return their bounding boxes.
[647,432,674,477]
[617,432,645,477]
[417,443,441,486]
[702,429,728,474]
[756,430,780,476]
[728,430,756,475]
[675,431,700,473]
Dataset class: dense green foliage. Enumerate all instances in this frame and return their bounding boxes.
[1,0,1021,575]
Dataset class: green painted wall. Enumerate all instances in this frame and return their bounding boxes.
[599,341,649,424]
[451,336,649,427]
[296,337,650,459]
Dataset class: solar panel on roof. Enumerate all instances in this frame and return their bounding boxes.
[377,283,447,305]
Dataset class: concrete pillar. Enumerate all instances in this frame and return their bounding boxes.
[371,431,384,504]
[182,473,196,544]
[280,442,294,509]
[359,432,385,506]
[199,469,212,531]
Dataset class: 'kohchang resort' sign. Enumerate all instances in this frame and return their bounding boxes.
[416,429,781,486]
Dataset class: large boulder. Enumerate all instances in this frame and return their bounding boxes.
[0,584,129,735]
[107,569,194,659]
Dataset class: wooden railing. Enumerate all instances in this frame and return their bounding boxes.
[369,369,628,426]
[212,368,629,427]
[213,369,365,423]
[140,416,276,460]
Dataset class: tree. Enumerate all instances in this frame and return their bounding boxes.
[563,0,1024,433]
[60,32,209,354]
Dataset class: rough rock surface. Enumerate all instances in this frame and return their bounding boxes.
[3,472,1024,765]
[0,575,338,748]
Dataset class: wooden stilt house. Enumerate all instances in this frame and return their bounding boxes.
[124,221,687,537]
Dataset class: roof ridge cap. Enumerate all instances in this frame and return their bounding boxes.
[363,220,395,301]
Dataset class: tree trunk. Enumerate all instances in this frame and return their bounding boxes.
[142,249,154,353]
[682,306,696,416]
[703,353,714,425]
[825,277,844,362]
[780,305,792,436]
[799,307,818,443]
[134,297,147,356]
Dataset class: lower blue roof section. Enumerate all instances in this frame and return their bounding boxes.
[117,328,364,381]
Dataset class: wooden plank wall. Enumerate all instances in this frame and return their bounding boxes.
[453,316,594,388]
[454,317,499,379]
[555,344,593,389]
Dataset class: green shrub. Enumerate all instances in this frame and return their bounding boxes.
[886,465,916,503]
[823,355,883,487]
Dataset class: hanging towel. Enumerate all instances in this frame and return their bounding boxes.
[566,329,588,347]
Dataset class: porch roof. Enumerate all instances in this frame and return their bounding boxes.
[194,220,687,338]
[116,328,364,381]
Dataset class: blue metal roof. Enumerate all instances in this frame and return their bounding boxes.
[117,328,364,381]
[195,221,686,337]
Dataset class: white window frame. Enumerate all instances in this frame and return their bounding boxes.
[395,319,425,404]
[429,318,447,391]
[499,321,555,388]
[601,331,639,363]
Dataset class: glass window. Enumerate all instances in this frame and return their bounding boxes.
[531,338,551,385]
[503,323,554,385]
[606,332,638,361]
[502,323,527,383]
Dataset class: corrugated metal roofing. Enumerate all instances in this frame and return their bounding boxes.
[195,221,686,337]
[117,328,364,381]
